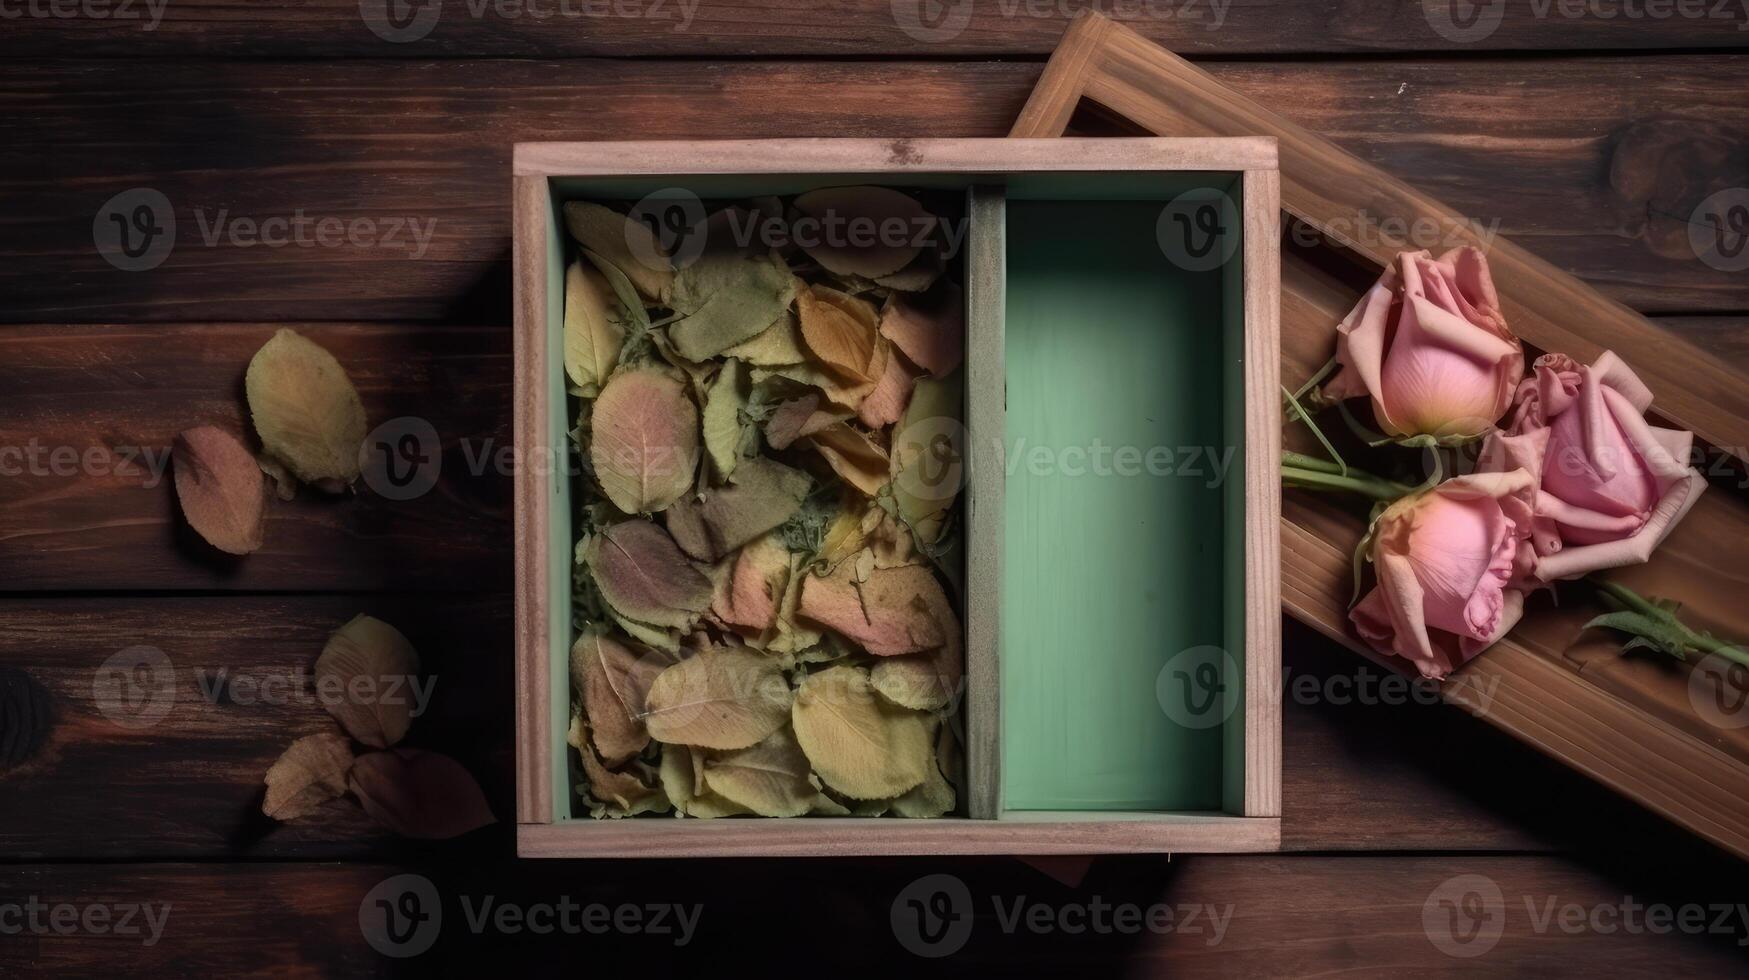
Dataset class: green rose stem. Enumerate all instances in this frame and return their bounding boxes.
[1281,451,1415,502]
[1588,577,1749,672]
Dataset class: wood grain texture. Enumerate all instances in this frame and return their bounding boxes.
[965,184,1006,821]
[0,596,510,861]
[3,856,1746,975]
[1239,166,1282,818]
[511,176,553,827]
[7,0,1749,57]
[0,323,511,592]
[6,57,1749,322]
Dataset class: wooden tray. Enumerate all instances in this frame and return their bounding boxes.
[512,138,1283,856]
[1013,12,1749,860]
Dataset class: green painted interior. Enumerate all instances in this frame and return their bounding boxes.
[1001,190,1243,812]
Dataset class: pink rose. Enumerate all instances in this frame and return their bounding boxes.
[1324,247,1522,442]
[1479,351,1707,582]
[1351,469,1539,680]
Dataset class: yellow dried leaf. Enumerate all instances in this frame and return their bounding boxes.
[702,728,817,817]
[262,732,353,821]
[564,260,626,397]
[701,358,748,482]
[792,665,932,800]
[244,328,366,488]
[659,743,751,818]
[891,721,957,818]
[807,423,890,497]
[642,647,792,750]
[564,201,673,302]
[315,614,420,749]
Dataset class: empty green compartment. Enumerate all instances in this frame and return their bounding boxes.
[999,183,1248,812]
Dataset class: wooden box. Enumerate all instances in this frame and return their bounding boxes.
[512,138,1282,856]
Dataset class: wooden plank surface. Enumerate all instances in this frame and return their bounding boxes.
[0,323,512,592]
[3,855,1746,975]
[6,0,1749,57]
[6,56,1749,323]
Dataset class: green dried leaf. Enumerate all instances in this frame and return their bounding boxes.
[584,521,713,630]
[565,201,673,302]
[701,358,749,483]
[564,260,626,397]
[723,309,808,366]
[666,252,797,361]
[315,614,420,749]
[589,368,699,515]
[244,328,366,488]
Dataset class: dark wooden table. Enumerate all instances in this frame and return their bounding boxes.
[4,5,1749,975]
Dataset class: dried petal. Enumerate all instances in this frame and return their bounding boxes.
[315,614,420,749]
[807,423,891,497]
[713,534,791,632]
[797,285,882,384]
[702,728,817,817]
[173,426,265,555]
[349,749,496,840]
[879,281,964,377]
[564,260,626,397]
[262,732,354,821]
[764,393,850,451]
[584,521,713,630]
[799,561,947,656]
[792,665,932,800]
[870,581,964,712]
[589,369,699,515]
[766,552,823,655]
[857,341,919,429]
[570,714,669,819]
[665,457,812,562]
[792,187,933,279]
[571,629,677,766]
[564,201,673,302]
[244,328,367,487]
[642,647,792,750]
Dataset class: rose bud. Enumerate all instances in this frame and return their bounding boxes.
[1323,247,1522,443]
[1481,351,1707,582]
[1350,470,1539,680]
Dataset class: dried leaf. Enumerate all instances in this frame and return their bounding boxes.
[713,534,791,632]
[857,341,919,429]
[349,749,496,840]
[807,423,891,497]
[667,252,796,361]
[584,521,713,630]
[571,629,677,766]
[702,728,817,817]
[879,280,964,377]
[792,665,932,800]
[0,667,51,772]
[564,201,673,302]
[570,714,669,818]
[262,732,354,821]
[792,186,933,279]
[765,393,851,451]
[665,457,812,562]
[589,369,699,515]
[767,553,823,655]
[257,455,297,501]
[173,426,265,555]
[800,560,947,656]
[797,284,883,385]
[659,743,750,818]
[701,358,749,482]
[870,581,963,712]
[891,370,965,538]
[891,722,957,818]
[723,309,808,366]
[315,614,420,749]
[564,260,626,397]
[642,646,792,750]
[874,243,945,292]
[244,328,367,487]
